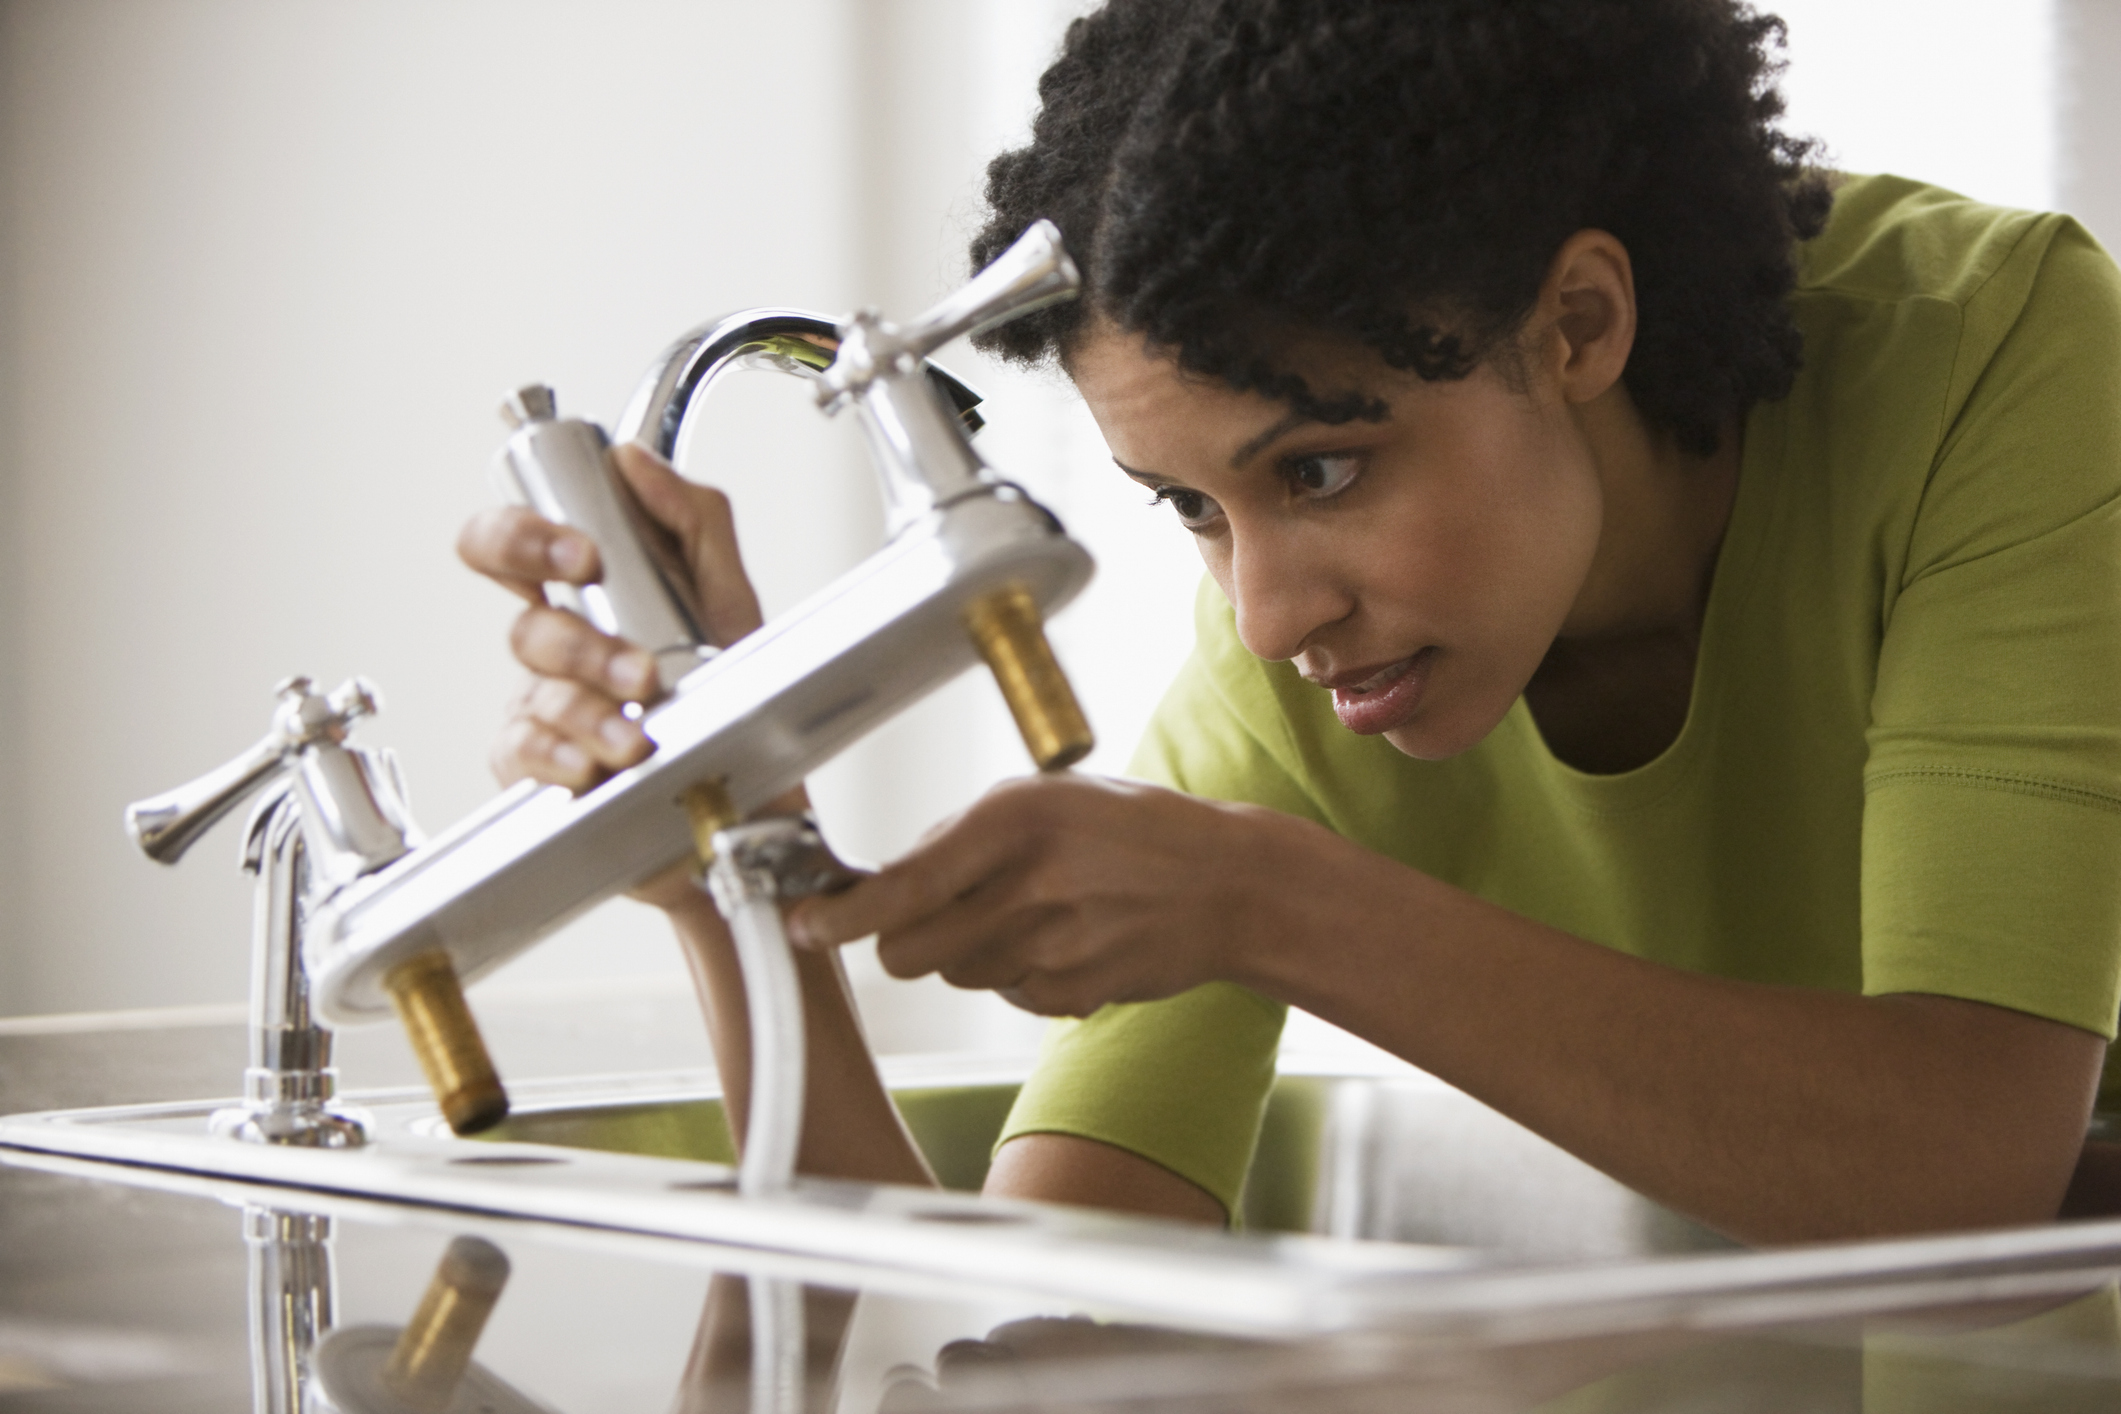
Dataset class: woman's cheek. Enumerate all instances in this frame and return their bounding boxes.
[1386,502,1600,759]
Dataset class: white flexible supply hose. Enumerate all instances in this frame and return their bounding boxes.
[700,824,814,1412]
[722,890,806,1198]
[747,1275,806,1414]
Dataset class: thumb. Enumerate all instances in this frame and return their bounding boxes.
[610,441,697,537]
[612,442,763,646]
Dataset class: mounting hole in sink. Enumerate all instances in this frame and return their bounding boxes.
[448,1155,569,1167]
[910,1209,1030,1225]
[669,1177,739,1192]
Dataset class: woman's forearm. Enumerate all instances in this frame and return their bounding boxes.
[1231,834,2105,1245]
[781,777,2105,1240]
[666,891,935,1187]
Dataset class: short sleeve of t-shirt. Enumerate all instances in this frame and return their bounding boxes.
[1858,218,2121,1038]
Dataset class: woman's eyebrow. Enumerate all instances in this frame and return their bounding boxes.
[1111,405,1343,482]
[1229,411,1309,468]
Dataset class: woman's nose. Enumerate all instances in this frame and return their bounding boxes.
[1223,525,1353,663]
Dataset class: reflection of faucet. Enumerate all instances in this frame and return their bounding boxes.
[241,1207,335,1414]
[672,1272,828,1414]
[308,222,1095,1135]
[125,677,426,1147]
[314,1235,557,1414]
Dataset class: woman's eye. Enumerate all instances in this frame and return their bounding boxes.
[1149,486,1223,530]
[1286,452,1361,499]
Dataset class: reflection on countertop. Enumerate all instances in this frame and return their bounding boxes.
[12,1162,2121,1412]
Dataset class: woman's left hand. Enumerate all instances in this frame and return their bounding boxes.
[783,774,1335,1016]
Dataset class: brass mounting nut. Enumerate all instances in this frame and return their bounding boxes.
[384,1236,511,1412]
[966,583,1094,772]
[383,950,508,1136]
[681,778,742,866]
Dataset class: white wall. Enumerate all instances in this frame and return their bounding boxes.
[0,0,1146,1057]
[1770,0,2056,210]
[0,1,2104,1055]
[0,0,877,1015]
[2056,0,2121,247]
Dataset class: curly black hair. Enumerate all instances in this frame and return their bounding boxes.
[970,0,1831,456]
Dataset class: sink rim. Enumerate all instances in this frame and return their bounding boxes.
[11,1058,2121,1349]
[0,1058,1485,1341]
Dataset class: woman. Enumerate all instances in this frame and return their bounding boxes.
[458,0,2121,1244]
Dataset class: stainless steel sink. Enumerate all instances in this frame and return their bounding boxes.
[0,1054,1488,1338]
[479,1057,1733,1260]
[16,1047,2121,1350]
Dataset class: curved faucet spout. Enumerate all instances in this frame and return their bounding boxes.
[615,309,986,535]
[615,308,983,464]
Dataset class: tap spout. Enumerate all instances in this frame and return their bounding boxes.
[615,310,984,473]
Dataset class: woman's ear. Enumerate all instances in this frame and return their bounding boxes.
[1538,229,1637,405]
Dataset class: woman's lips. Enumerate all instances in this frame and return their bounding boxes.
[1327,648,1438,735]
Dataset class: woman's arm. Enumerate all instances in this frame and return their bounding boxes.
[986,1134,1225,1223]
[786,772,2107,1245]
[1268,860,2103,1245]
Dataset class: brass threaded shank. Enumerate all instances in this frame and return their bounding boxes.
[965,583,1093,772]
[383,1236,511,1413]
[383,950,508,1136]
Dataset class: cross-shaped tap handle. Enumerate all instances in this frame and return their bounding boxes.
[816,220,1079,410]
[125,676,382,865]
[898,218,1080,360]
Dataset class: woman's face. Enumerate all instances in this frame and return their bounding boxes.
[1069,327,1606,760]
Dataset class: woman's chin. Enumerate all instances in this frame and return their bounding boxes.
[1381,696,1513,762]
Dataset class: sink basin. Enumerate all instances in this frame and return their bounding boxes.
[479,1057,1733,1260]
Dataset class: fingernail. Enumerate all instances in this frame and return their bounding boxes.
[551,741,590,775]
[549,534,594,580]
[600,715,642,753]
[612,649,657,697]
[784,906,819,950]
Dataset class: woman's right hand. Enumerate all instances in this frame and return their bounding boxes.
[455,441,765,798]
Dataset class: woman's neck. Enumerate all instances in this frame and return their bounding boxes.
[1523,393,1743,774]
[1561,389,1742,648]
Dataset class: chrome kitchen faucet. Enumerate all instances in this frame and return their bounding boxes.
[301,221,1096,1135]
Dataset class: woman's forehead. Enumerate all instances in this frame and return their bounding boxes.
[1072,324,1561,483]
[1068,330,1291,458]
[1070,323,1395,414]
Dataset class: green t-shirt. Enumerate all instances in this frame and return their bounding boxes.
[996,175,2121,1219]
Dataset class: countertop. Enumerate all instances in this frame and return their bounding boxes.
[8,986,2121,1411]
[0,978,711,1407]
